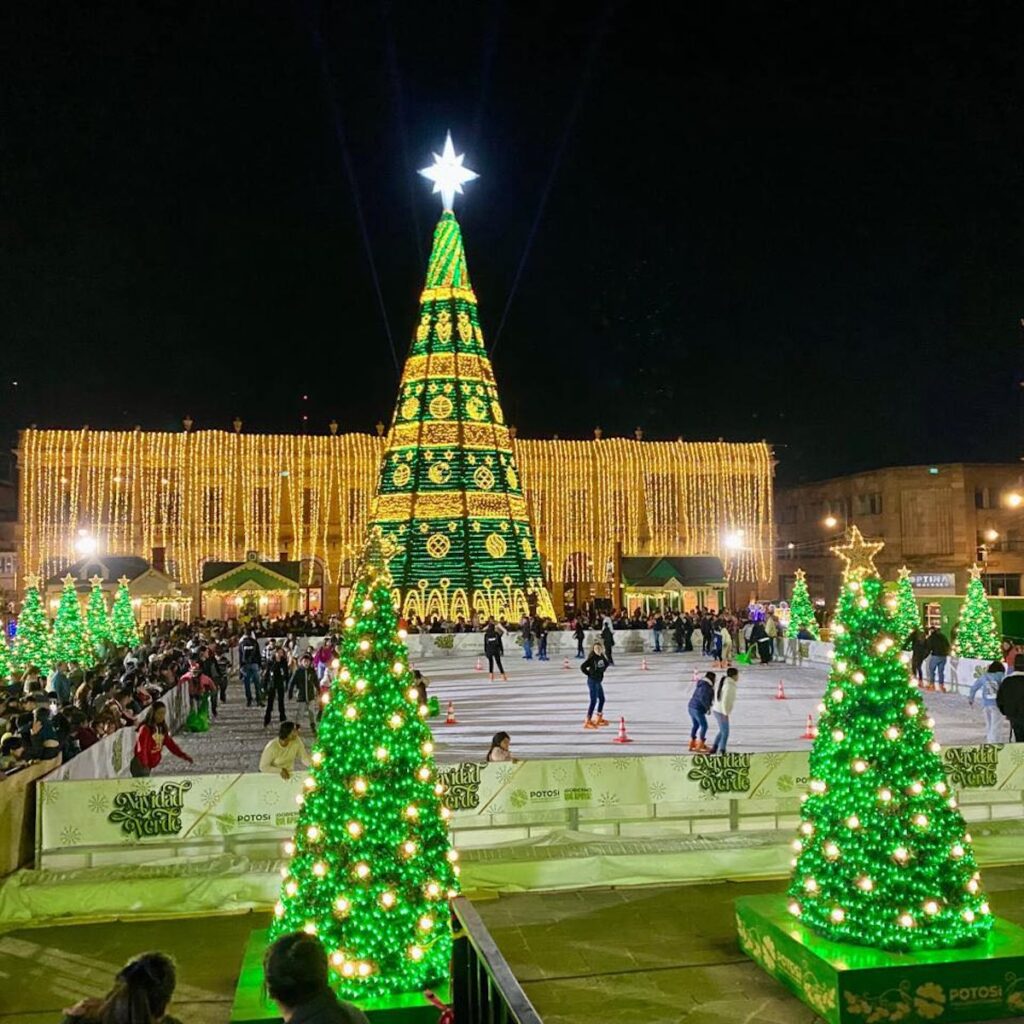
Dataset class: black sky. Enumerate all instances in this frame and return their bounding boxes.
[4,2,1024,484]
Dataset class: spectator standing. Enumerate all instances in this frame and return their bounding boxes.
[238,630,263,707]
[263,645,290,728]
[601,620,615,666]
[536,619,549,661]
[573,619,586,658]
[520,616,534,660]
[49,661,73,705]
[909,629,929,683]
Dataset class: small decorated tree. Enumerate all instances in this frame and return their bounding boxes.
[86,575,113,656]
[788,569,819,639]
[0,634,13,683]
[892,565,922,647]
[271,533,459,997]
[110,576,140,649]
[787,527,991,951]
[954,565,1002,662]
[13,575,52,671]
[52,575,94,667]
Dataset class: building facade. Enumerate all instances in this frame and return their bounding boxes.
[18,427,775,617]
[776,463,1024,610]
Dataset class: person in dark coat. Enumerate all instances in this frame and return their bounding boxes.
[688,671,715,751]
[61,952,183,1024]
[263,645,290,727]
[601,621,615,665]
[581,641,610,729]
[264,933,369,1024]
[909,628,929,682]
[996,653,1024,742]
[926,628,952,692]
[288,652,320,733]
[573,619,586,658]
[483,621,507,681]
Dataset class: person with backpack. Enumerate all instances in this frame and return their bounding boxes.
[708,667,739,755]
[581,640,610,730]
[688,671,715,751]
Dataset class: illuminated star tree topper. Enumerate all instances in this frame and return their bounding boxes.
[418,132,478,212]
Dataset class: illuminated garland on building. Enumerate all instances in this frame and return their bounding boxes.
[271,536,458,996]
[19,432,773,596]
[786,527,991,951]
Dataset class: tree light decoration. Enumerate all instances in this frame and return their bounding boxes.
[270,533,458,997]
[892,566,922,646]
[109,576,140,648]
[953,565,1001,661]
[788,569,819,638]
[85,575,112,655]
[52,575,95,667]
[13,575,53,671]
[786,526,991,951]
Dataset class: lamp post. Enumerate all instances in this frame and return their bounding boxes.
[73,529,97,558]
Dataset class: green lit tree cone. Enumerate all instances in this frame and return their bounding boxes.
[954,570,1001,661]
[789,570,819,639]
[787,570,991,951]
[270,542,459,997]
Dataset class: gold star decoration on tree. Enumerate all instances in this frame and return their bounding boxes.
[23,573,41,591]
[117,575,131,587]
[794,568,807,583]
[88,575,105,588]
[830,525,884,580]
[62,573,77,587]
[967,563,984,582]
[897,564,912,581]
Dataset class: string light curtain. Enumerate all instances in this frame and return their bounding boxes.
[20,429,773,590]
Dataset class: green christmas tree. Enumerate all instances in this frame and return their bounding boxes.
[271,534,459,998]
[787,527,991,951]
[85,575,113,656]
[892,565,922,647]
[13,576,52,671]
[954,565,1001,661]
[0,634,13,683]
[367,134,554,625]
[788,569,819,639]
[52,575,94,667]
[110,576,140,649]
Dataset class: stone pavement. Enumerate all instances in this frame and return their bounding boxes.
[170,649,995,774]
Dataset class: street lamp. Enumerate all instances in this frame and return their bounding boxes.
[73,529,97,557]
[1006,492,1022,509]
[823,515,838,529]
[984,528,999,543]
[724,530,745,551]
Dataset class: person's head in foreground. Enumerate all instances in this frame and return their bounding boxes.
[263,933,368,1022]
[63,951,177,1024]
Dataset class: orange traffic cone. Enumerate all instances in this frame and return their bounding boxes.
[445,701,458,725]
[475,657,482,672]
[775,680,787,700]
[612,716,634,744]
[800,714,816,740]
[641,657,649,671]
[562,657,570,670]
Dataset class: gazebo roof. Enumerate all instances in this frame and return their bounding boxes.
[621,555,726,590]
[46,555,152,589]
[201,559,300,592]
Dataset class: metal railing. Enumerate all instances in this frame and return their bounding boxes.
[452,897,544,1024]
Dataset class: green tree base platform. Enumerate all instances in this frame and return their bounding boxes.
[231,928,450,1024]
[736,894,1024,1023]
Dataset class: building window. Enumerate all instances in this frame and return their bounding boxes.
[975,488,992,510]
[983,573,1021,597]
[0,553,14,576]
[853,493,882,515]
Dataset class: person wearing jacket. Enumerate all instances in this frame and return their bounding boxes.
[926,628,951,691]
[289,653,320,734]
[483,622,507,681]
[969,660,1006,743]
[581,640,610,730]
[688,671,715,751]
[263,645,291,727]
[909,628,929,682]
[708,667,739,755]
[238,630,263,707]
[573,619,586,658]
[131,700,194,777]
[601,621,615,665]
[536,619,549,661]
[996,653,1024,742]
[264,933,370,1024]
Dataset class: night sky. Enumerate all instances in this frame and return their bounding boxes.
[4,3,1024,483]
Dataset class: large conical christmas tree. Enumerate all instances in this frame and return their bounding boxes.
[110,576,140,649]
[954,565,1002,661]
[367,134,554,624]
[52,575,94,667]
[86,575,113,657]
[271,532,459,997]
[788,569,819,638]
[13,575,52,671]
[787,527,991,951]
[892,565,922,647]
